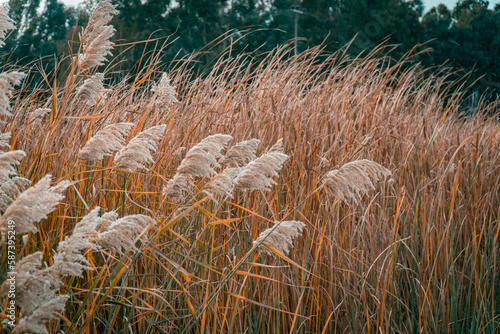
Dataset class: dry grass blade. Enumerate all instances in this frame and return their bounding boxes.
[253,221,306,255]
[113,124,166,171]
[322,159,392,203]
[78,122,134,161]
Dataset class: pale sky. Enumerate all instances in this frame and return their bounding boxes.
[1,0,499,12]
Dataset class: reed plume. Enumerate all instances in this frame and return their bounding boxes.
[29,108,51,126]
[0,150,25,181]
[0,131,10,150]
[221,139,260,167]
[253,220,306,255]
[322,159,392,203]
[163,173,189,202]
[113,124,166,171]
[51,207,101,277]
[0,71,26,117]
[0,176,30,211]
[0,4,15,47]
[152,72,179,110]
[0,252,67,333]
[0,175,69,236]
[235,151,289,191]
[96,213,156,253]
[78,122,134,161]
[77,0,118,71]
[205,167,242,198]
[76,73,105,105]
[177,134,233,177]
[266,138,283,153]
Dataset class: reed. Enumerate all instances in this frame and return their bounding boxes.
[0,1,499,333]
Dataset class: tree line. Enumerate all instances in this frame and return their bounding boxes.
[3,0,500,95]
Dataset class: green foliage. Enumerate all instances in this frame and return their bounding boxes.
[1,0,500,95]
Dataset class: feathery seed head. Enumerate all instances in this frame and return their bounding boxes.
[266,138,283,153]
[234,151,289,191]
[0,71,26,117]
[253,220,306,255]
[77,0,118,71]
[29,108,51,126]
[0,131,11,151]
[205,167,242,198]
[322,159,392,203]
[177,134,233,177]
[0,150,25,182]
[78,122,134,161]
[0,5,15,47]
[113,124,166,171]
[76,73,105,105]
[163,173,189,202]
[52,207,101,277]
[96,214,155,253]
[152,73,179,110]
[221,139,260,167]
[0,175,69,237]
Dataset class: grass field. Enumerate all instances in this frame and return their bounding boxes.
[1,1,500,333]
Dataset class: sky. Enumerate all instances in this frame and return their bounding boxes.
[0,0,499,12]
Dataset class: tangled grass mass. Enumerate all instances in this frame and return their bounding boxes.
[1,1,500,333]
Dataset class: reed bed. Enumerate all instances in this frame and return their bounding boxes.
[1,1,500,333]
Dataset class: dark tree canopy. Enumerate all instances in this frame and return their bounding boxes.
[1,0,499,94]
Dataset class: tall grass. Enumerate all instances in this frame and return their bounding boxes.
[1,2,500,333]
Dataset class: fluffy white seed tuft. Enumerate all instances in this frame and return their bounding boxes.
[78,122,134,161]
[0,175,69,236]
[96,214,156,253]
[113,124,166,171]
[322,159,392,203]
[235,151,288,191]
[253,220,306,255]
[205,167,242,198]
[152,73,179,110]
[0,4,15,47]
[221,139,260,167]
[163,173,189,202]
[177,134,233,177]
[77,0,118,71]
[76,73,105,105]
[0,71,26,117]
